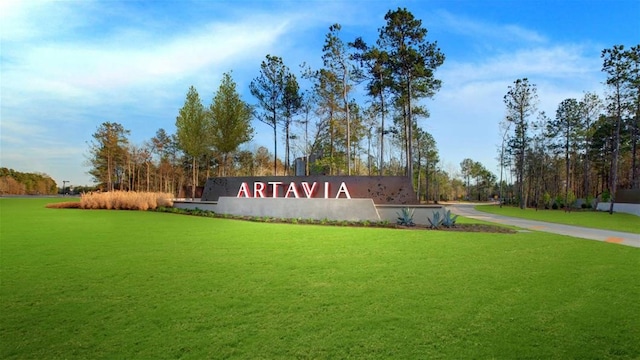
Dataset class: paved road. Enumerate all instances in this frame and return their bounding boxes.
[446,203,640,248]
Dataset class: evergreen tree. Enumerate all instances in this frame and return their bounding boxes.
[547,98,582,210]
[601,45,635,212]
[87,122,130,191]
[282,73,303,175]
[504,78,538,209]
[175,86,208,199]
[322,24,357,174]
[209,72,254,176]
[150,128,173,193]
[351,37,392,175]
[250,55,290,175]
[626,45,640,188]
[377,7,445,181]
[578,92,602,198]
[304,64,343,175]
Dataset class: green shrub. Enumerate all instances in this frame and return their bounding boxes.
[396,208,415,227]
[543,192,552,208]
[567,191,577,209]
[441,210,459,228]
[427,212,443,229]
[555,195,563,208]
[585,195,594,209]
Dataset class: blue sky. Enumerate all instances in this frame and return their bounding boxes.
[1,0,638,187]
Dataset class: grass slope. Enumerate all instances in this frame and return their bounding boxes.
[1,198,639,359]
[476,204,640,234]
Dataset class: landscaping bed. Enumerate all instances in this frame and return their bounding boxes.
[154,206,516,233]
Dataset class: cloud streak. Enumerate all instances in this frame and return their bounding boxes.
[434,10,547,44]
[444,45,600,84]
[1,2,297,184]
[428,43,605,174]
[3,18,291,97]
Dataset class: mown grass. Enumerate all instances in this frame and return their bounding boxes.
[476,204,640,234]
[1,198,639,359]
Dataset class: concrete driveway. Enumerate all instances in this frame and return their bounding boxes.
[446,203,640,248]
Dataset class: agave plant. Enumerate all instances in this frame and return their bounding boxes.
[396,207,415,226]
[441,210,459,228]
[427,211,443,229]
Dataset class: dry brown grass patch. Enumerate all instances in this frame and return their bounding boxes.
[80,191,173,210]
[45,201,81,209]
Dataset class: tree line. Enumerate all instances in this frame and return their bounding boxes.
[0,168,57,195]
[499,44,639,211]
[87,7,449,200]
[85,7,638,207]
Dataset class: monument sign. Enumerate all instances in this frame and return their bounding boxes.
[201,176,418,205]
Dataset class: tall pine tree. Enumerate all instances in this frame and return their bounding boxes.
[175,86,208,199]
[209,72,254,176]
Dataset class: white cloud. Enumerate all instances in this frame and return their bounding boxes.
[434,10,547,44]
[428,43,605,175]
[0,2,302,185]
[442,45,601,86]
[0,0,93,42]
[3,19,291,98]
[0,118,60,150]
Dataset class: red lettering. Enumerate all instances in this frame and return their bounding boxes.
[268,181,283,198]
[237,182,251,198]
[301,182,317,198]
[336,182,351,199]
[238,180,351,199]
[254,182,266,198]
[284,182,300,198]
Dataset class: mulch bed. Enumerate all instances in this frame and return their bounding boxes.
[49,204,516,234]
[252,217,515,233]
[393,223,516,233]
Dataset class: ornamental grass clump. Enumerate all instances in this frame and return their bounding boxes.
[80,191,173,210]
[45,201,81,209]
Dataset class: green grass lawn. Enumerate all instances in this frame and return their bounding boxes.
[475,204,640,234]
[1,198,639,359]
